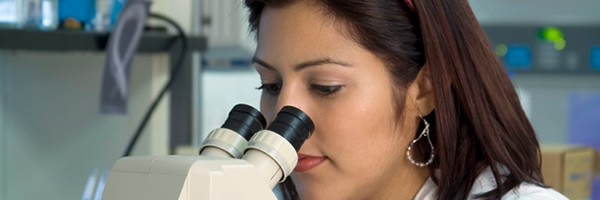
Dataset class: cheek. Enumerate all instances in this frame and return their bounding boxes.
[329,114,399,154]
[315,93,403,158]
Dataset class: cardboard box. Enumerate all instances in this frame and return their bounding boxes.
[596,150,600,177]
[541,145,595,200]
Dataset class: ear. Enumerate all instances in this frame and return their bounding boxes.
[408,64,435,116]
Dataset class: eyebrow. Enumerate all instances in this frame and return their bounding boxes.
[252,56,351,72]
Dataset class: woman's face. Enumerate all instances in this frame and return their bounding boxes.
[254,2,430,199]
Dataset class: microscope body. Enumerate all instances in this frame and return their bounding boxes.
[101,155,277,200]
[101,105,313,200]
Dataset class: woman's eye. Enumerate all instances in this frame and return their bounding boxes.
[256,84,282,95]
[311,85,343,96]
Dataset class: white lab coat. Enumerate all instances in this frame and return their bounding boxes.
[414,167,569,200]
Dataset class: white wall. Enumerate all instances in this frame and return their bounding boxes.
[469,0,600,25]
[0,51,7,199]
[150,0,194,34]
[199,69,262,142]
[512,75,600,144]
[0,51,170,200]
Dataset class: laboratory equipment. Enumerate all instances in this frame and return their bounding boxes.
[21,0,58,30]
[0,0,21,27]
[93,0,113,31]
[101,105,314,199]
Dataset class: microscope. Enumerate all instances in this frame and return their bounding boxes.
[101,104,314,199]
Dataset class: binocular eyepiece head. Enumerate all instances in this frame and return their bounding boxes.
[202,104,315,187]
[220,104,314,151]
[201,104,314,158]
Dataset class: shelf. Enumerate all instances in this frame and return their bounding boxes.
[0,28,207,53]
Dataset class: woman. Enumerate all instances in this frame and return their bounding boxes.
[246,0,568,199]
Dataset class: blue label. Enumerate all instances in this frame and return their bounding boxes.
[58,0,126,25]
[591,46,600,70]
[504,45,532,69]
[570,172,588,181]
[58,0,95,23]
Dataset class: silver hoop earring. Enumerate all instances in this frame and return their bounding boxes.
[406,115,435,167]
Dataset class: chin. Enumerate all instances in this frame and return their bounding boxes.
[299,191,352,200]
[296,181,353,200]
[298,190,332,200]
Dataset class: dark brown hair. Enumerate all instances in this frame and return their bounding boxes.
[245,0,545,199]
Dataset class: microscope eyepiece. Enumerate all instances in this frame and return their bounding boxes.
[243,106,315,186]
[200,104,266,158]
[221,104,267,140]
[266,106,314,151]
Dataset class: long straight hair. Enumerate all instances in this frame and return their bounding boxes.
[245,0,545,199]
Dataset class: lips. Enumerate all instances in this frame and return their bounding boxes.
[295,154,326,172]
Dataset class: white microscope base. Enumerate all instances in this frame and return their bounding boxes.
[101,155,278,200]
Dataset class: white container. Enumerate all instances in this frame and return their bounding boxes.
[20,0,58,30]
[92,0,113,32]
[0,0,22,28]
